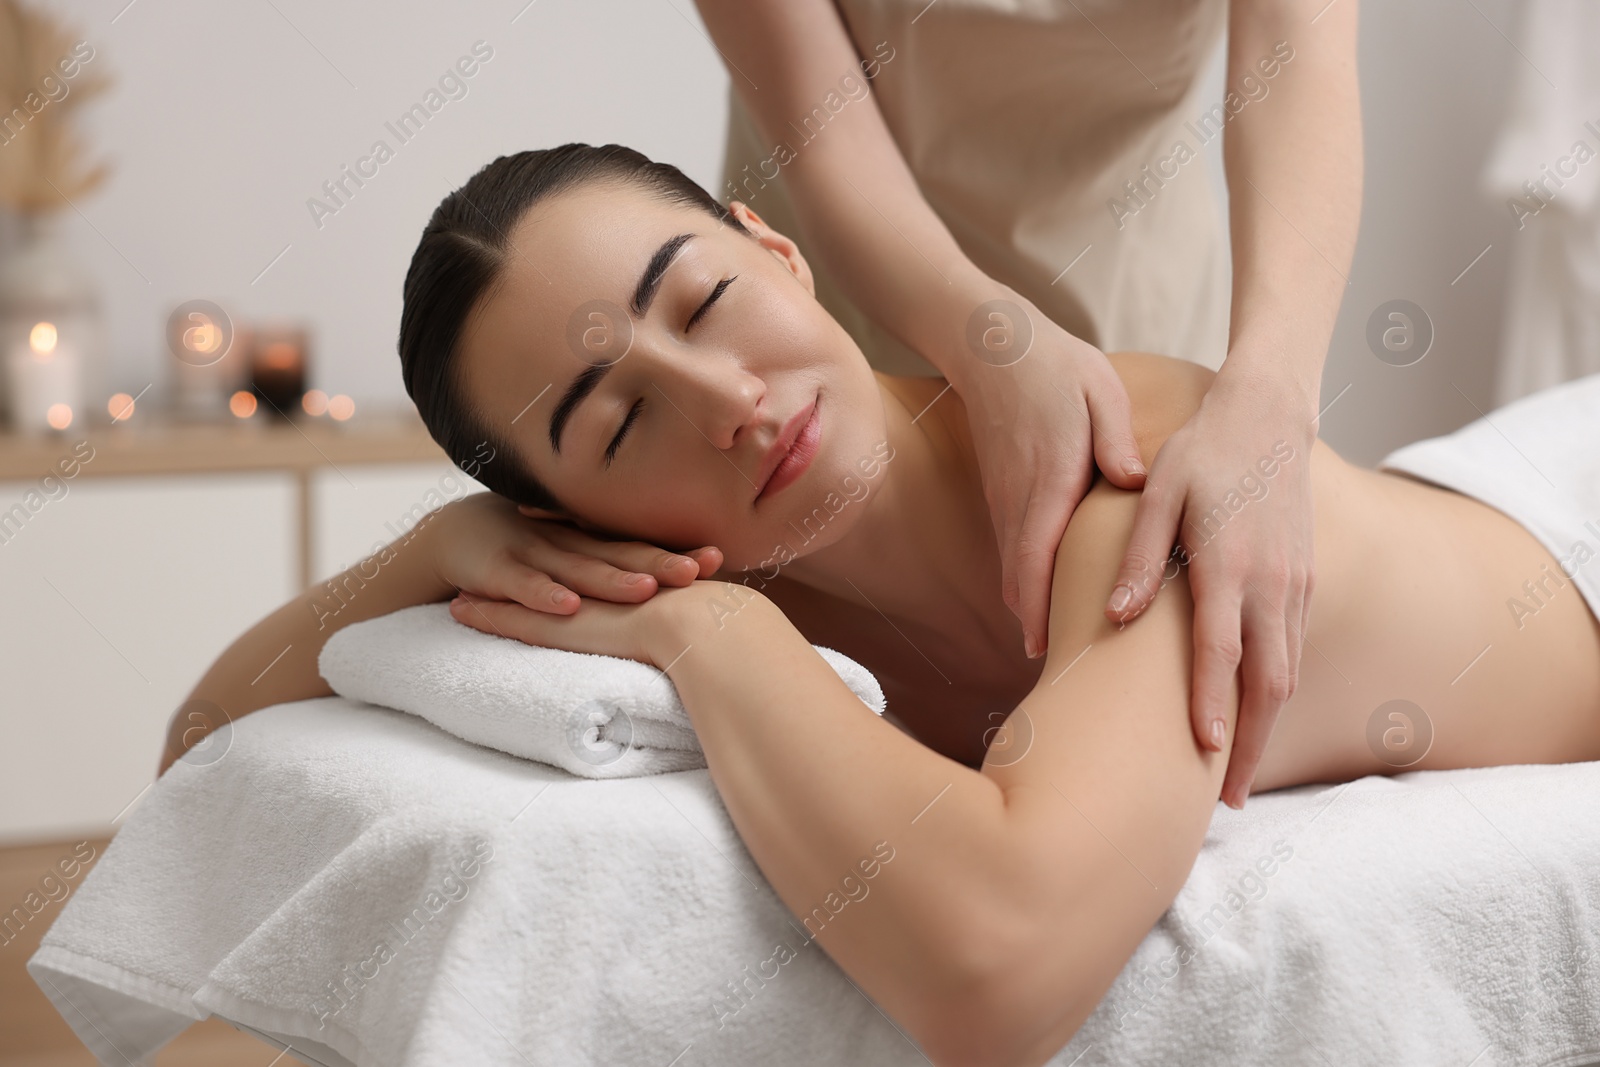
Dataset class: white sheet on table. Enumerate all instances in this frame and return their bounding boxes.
[29,697,1600,1066]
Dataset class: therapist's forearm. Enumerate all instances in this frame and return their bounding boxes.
[1220,0,1362,403]
[693,0,995,382]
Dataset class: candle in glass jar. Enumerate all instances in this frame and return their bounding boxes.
[250,327,307,417]
[8,320,83,433]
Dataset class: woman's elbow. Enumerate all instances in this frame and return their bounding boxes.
[912,895,1093,1067]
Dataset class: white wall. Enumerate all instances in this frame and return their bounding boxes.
[5,0,1530,464]
[1321,0,1523,464]
[1,0,732,419]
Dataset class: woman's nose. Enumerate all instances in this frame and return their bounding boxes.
[652,354,765,451]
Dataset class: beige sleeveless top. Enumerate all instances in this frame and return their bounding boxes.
[719,0,1231,376]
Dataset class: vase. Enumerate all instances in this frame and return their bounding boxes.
[0,212,107,435]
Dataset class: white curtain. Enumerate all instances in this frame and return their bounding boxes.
[1480,0,1600,406]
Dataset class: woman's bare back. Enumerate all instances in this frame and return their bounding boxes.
[760,353,1600,792]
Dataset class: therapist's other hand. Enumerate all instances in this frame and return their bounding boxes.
[952,294,1148,660]
[428,492,722,613]
[1106,366,1318,810]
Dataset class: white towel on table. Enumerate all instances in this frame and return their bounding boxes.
[28,700,1600,1066]
[317,601,887,779]
[1376,369,1600,624]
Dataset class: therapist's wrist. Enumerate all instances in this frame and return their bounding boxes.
[1215,344,1323,428]
[1220,319,1330,405]
[907,264,1021,389]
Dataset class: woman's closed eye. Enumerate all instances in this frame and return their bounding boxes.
[686,274,735,330]
[604,398,644,467]
[602,275,737,468]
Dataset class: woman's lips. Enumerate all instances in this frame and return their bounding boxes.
[755,396,821,503]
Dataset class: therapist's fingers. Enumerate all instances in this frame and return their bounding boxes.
[1009,466,1088,659]
[1296,562,1315,674]
[1083,369,1146,491]
[1189,573,1244,757]
[1283,573,1307,696]
[1105,475,1184,625]
[1220,595,1292,810]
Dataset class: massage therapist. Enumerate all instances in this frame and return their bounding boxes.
[694,0,1362,809]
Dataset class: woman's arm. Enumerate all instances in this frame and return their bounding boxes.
[449,487,1228,1067]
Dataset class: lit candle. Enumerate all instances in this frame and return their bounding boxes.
[7,320,83,434]
[107,392,137,425]
[166,300,239,421]
[250,327,307,418]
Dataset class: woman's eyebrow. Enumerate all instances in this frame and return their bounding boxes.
[549,362,610,454]
[630,232,695,316]
[549,231,695,454]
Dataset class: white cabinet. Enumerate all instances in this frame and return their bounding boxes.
[0,461,479,844]
[311,462,485,583]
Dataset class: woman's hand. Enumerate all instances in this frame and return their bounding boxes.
[1105,367,1319,809]
[947,291,1149,658]
[427,492,723,614]
[447,581,746,668]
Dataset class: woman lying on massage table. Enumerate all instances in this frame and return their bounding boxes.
[160,145,1600,1067]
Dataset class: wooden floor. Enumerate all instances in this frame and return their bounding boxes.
[0,835,316,1067]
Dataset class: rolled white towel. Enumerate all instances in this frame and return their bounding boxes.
[318,601,887,779]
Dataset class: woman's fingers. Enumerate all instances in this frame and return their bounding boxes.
[512,547,661,604]
[690,545,724,576]
[530,525,720,593]
[450,590,550,644]
[489,563,580,615]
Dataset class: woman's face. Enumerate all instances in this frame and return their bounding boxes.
[456,180,888,571]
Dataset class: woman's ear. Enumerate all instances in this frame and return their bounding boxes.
[727,200,816,297]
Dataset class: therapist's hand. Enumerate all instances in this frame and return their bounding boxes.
[1105,365,1319,810]
[950,293,1149,660]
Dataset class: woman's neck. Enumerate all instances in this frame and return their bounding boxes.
[778,375,1002,623]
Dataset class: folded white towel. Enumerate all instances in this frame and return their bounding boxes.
[316,601,887,779]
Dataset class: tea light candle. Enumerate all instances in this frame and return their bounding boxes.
[301,388,329,417]
[8,320,83,434]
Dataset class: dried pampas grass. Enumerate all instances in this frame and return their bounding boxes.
[0,0,112,216]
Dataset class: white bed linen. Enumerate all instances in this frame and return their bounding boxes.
[29,697,1600,1066]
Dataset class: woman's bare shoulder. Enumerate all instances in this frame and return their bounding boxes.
[1103,351,1216,468]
